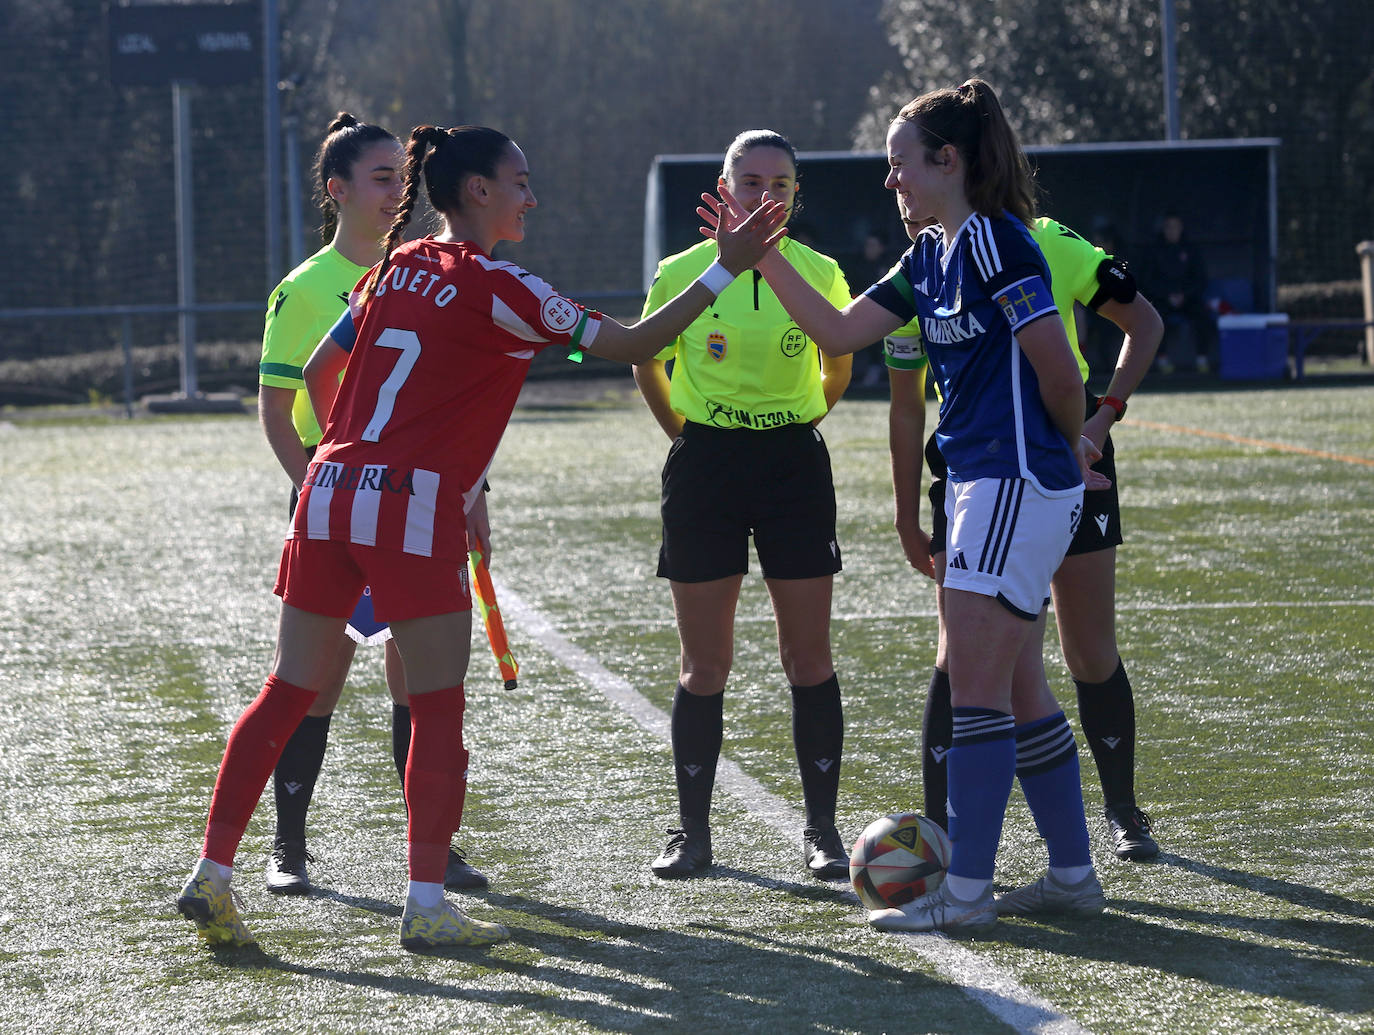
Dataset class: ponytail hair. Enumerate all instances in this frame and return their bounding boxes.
[360,124,513,304]
[895,79,1037,226]
[721,128,797,179]
[721,128,803,219]
[313,112,398,242]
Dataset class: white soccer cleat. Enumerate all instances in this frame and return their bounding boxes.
[996,869,1106,917]
[868,880,997,933]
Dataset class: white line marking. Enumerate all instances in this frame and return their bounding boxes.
[497,580,1091,1035]
[586,598,1374,630]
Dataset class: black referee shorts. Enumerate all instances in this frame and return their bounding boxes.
[287,444,319,518]
[925,386,1123,557]
[657,420,842,583]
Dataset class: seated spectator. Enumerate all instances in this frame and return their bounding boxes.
[1141,213,1218,373]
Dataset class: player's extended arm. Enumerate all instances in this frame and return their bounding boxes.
[888,365,934,578]
[588,199,788,365]
[303,334,350,437]
[704,184,903,356]
[1082,293,1164,449]
[632,357,685,440]
[259,384,311,490]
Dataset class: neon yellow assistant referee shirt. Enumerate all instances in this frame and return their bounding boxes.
[883,216,1108,386]
[259,244,370,448]
[642,237,852,429]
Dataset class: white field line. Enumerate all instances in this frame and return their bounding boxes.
[586,598,1374,630]
[22,596,1363,654]
[497,580,1092,1035]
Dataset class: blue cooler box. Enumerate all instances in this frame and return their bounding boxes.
[1218,313,1289,380]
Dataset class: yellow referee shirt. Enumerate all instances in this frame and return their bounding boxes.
[259,244,370,447]
[643,237,852,429]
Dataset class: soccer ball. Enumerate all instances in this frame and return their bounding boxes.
[849,812,952,910]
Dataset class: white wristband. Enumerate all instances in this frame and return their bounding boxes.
[696,260,735,297]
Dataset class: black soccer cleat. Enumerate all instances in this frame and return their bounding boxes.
[651,826,713,879]
[444,845,490,891]
[265,839,315,895]
[802,825,850,881]
[1105,803,1160,861]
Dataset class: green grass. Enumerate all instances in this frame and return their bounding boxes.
[1,381,1372,1033]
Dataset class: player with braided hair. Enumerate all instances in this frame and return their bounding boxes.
[258,111,489,898]
[178,122,787,950]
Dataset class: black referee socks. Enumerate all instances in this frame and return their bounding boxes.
[392,703,412,792]
[921,667,953,830]
[670,684,724,829]
[1074,658,1137,807]
[272,711,333,845]
[791,673,844,829]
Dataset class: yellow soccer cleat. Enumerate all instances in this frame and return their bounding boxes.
[177,862,256,948]
[399,897,509,950]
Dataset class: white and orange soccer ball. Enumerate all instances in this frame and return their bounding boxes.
[849,812,952,910]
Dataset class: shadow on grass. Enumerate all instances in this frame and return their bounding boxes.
[677,863,855,902]
[189,891,982,1033]
[311,887,402,919]
[986,874,1374,1016]
[1161,852,1374,922]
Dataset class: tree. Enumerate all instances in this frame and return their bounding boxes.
[859,0,1374,283]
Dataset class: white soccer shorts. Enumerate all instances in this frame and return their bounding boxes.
[942,476,1082,619]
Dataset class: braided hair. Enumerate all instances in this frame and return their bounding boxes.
[313,112,397,242]
[361,124,513,304]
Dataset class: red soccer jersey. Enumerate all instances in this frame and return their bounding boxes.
[292,237,601,561]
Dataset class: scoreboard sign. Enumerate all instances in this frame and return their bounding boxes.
[108,2,260,86]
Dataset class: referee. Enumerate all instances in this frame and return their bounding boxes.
[633,130,854,881]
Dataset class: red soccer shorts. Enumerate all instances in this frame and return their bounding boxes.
[274,537,471,622]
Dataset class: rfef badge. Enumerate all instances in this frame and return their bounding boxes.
[707,330,728,361]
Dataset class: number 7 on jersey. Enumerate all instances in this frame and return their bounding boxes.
[362,327,422,442]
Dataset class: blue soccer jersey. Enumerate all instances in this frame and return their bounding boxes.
[865,212,1081,494]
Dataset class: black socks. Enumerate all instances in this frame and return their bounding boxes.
[1074,658,1137,806]
[272,712,332,844]
[670,684,723,829]
[921,667,952,829]
[791,673,843,829]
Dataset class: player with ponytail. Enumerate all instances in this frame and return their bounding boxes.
[179,122,786,950]
[256,112,490,899]
[884,87,1165,863]
[709,78,1108,932]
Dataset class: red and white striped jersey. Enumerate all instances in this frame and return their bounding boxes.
[291,237,602,560]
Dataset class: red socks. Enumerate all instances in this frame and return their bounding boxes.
[199,676,469,884]
[404,684,468,883]
[202,675,317,866]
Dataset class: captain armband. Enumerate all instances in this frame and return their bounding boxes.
[564,308,600,364]
[1088,258,1137,309]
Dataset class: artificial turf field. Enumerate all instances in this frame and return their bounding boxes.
[1,375,1372,1033]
